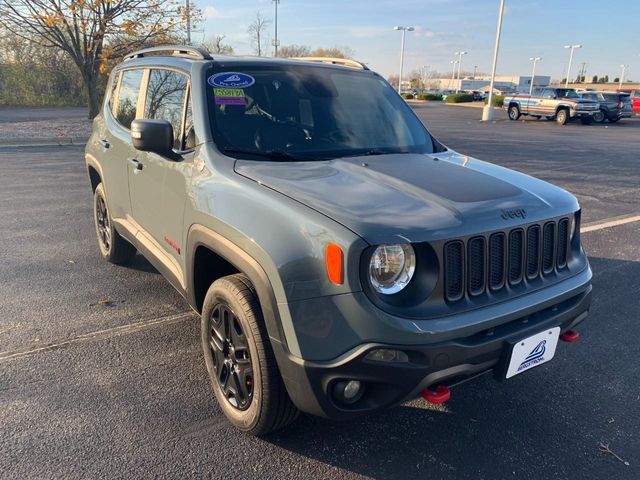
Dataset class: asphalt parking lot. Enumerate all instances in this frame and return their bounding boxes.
[1,103,639,479]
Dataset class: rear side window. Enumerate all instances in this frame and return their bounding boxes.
[143,69,189,149]
[108,72,120,112]
[116,69,144,129]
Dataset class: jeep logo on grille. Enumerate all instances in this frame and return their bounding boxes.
[501,208,527,220]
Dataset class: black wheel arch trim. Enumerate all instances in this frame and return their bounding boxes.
[186,224,290,354]
[185,224,326,416]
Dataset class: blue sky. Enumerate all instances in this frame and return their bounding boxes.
[194,0,640,81]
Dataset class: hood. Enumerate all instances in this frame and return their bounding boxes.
[234,151,579,245]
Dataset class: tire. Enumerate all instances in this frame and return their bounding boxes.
[201,274,298,435]
[580,117,593,125]
[93,183,136,265]
[593,110,606,123]
[507,104,520,120]
[556,109,569,125]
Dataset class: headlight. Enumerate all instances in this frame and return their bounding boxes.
[369,244,416,294]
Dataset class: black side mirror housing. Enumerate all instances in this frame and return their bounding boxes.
[131,119,173,154]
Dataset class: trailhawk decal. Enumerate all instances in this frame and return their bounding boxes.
[207,72,255,89]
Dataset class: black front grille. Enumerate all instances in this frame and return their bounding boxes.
[467,237,485,296]
[444,241,464,301]
[526,225,540,279]
[489,233,505,290]
[508,229,524,284]
[444,217,571,302]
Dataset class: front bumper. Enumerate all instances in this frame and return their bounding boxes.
[278,281,591,419]
[571,109,597,118]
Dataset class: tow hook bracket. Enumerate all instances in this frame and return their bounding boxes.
[560,330,580,343]
[421,385,451,404]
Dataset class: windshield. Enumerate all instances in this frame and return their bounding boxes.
[556,89,580,99]
[206,64,437,160]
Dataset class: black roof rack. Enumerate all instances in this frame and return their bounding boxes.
[124,45,212,61]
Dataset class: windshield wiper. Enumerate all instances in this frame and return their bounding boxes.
[223,147,315,162]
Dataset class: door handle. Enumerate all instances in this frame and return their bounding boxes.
[128,158,143,171]
[99,139,110,149]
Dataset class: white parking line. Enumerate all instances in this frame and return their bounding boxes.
[0,311,196,362]
[581,214,640,233]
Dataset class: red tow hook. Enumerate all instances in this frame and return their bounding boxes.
[560,330,580,343]
[421,385,451,404]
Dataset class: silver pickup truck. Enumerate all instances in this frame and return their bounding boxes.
[504,88,599,125]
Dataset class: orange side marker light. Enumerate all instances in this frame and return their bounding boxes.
[325,243,344,285]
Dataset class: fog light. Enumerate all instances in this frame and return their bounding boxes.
[364,348,409,363]
[333,380,364,405]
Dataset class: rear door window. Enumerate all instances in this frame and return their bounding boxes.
[115,69,144,129]
[143,69,189,150]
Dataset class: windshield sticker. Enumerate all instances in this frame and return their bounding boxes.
[208,72,255,89]
[214,88,246,105]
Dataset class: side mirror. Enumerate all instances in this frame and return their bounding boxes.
[131,119,173,154]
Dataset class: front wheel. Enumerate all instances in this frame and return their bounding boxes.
[593,110,606,123]
[201,274,298,435]
[508,104,521,120]
[93,183,136,265]
[556,109,569,125]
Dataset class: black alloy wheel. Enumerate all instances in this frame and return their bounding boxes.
[95,194,111,252]
[208,303,254,410]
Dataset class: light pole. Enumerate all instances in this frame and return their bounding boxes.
[185,0,191,45]
[473,65,478,79]
[272,0,280,57]
[482,0,505,121]
[529,56,542,95]
[394,26,415,93]
[454,51,467,93]
[450,60,459,90]
[619,64,628,88]
[421,65,429,89]
[564,44,582,87]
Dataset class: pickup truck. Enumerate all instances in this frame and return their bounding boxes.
[504,88,600,125]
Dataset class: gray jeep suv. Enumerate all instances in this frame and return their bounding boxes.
[86,46,592,435]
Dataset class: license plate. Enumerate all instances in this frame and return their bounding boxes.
[506,327,561,379]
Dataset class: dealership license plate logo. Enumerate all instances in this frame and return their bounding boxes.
[207,72,255,89]
[506,327,560,379]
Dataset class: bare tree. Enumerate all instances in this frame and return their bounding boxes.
[277,44,311,58]
[0,0,197,118]
[309,46,354,59]
[247,12,271,57]
[200,35,234,55]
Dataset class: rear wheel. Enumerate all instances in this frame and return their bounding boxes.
[593,110,606,123]
[201,274,298,435]
[507,104,520,120]
[93,183,136,265]
[556,109,569,125]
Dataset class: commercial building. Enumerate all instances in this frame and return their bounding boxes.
[425,75,551,93]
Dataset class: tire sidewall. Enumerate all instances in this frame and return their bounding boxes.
[201,282,263,431]
[93,183,112,259]
[508,105,520,120]
[556,109,568,125]
[593,110,606,123]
